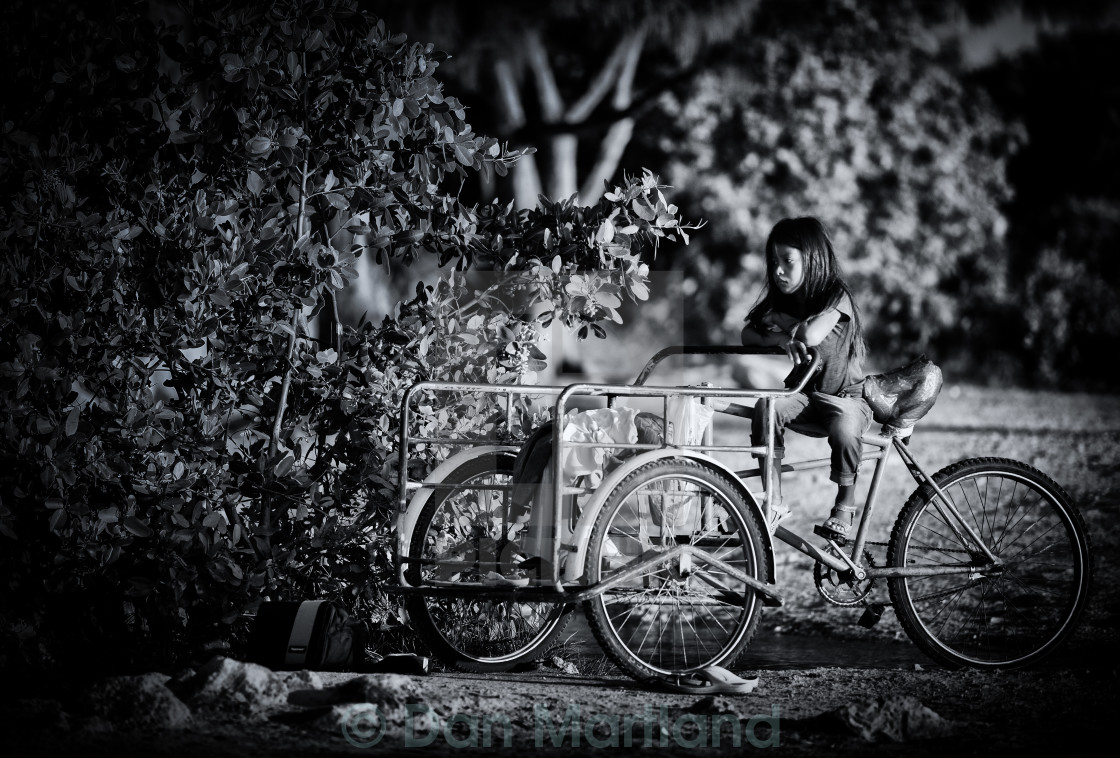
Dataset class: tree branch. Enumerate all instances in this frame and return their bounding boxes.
[580,27,646,203]
[493,56,544,205]
[493,58,527,130]
[524,26,565,122]
[565,35,631,123]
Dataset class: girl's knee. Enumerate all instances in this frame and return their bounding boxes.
[828,420,864,447]
[830,409,869,438]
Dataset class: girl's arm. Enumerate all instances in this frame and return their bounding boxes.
[741,322,784,347]
[743,309,839,364]
[742,311,807,364]
[795,308,842,346]
[741,311,788,347]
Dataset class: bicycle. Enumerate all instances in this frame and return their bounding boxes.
[391,346,1093,682]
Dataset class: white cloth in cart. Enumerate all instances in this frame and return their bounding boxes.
[520,406,639,563]
[558,406,641,488]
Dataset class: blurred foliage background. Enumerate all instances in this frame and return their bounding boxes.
[367,0,1120,389]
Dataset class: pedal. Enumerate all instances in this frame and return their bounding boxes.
[762,593,784,608]
[813,524,848,547]
[858,603,885,628]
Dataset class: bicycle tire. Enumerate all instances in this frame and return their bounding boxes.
[887,456,1092,669]
[405,452,576,672]
[582,459,771,681]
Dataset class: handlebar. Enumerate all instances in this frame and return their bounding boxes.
[633,345,821,394]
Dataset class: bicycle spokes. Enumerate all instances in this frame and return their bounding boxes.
[889,459,1090,668]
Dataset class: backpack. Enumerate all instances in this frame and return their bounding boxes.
[247,600,367,671]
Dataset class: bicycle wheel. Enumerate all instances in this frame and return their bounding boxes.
[405,452,575,672]
[888,457,1092,669]
[583,459,770,681]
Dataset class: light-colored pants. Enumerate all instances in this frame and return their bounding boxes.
[751,391,873,486]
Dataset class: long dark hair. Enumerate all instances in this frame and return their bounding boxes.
[747,217,866,364]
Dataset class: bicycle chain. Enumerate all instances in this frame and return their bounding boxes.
[862,540,987,604]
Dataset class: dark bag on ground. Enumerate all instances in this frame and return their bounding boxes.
[247,600,367,671]
[862,355,943,431]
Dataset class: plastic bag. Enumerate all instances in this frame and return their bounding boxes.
[862,355,943,433]
[666,395,716,446]
[634,396,717,536]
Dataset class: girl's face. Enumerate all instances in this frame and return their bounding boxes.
[771,244,805,295]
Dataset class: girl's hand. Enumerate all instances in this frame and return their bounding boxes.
[784,338,810,365]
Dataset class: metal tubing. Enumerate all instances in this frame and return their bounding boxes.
[765,398,776,519]
[865,564,985,579]
[772,524,850,572]
[549,402,565,592]
[680,545,785,605]
[849,435,896,560]
[892,438,999,563]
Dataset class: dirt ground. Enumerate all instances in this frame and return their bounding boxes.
[6,384,1119,757]
[5,659,1117,758]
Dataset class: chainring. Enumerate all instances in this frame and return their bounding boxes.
[814,548,876,607]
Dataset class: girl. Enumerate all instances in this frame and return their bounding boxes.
[740,217,872,540]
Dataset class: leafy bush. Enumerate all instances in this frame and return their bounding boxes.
[0,0,692,674]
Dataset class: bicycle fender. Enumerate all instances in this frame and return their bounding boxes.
[563,449,776,584]
[396,444,520,559]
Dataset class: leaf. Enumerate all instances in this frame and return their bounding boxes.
[274,452,295,477]
[595,218,615,244]
[247,136,273,155]
[452,142,474,166]
[325,192,348,210]
[64,406,79,436]
[631,199,656,222]
[123,517,153,538]
[247,170,264,196]
[48,509,66,533]
[169,130,199,145]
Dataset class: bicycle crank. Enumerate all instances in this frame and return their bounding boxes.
[814,548,877,606]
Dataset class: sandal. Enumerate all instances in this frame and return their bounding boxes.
[652,665,760,695]
[814,505,856,543]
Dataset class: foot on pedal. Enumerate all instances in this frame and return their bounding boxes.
[813,522,849,546]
